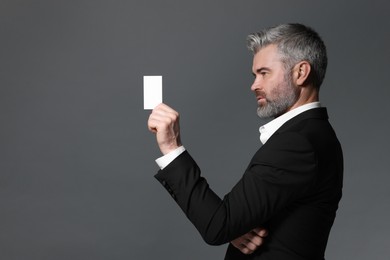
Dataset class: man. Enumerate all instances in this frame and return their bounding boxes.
[148,23,343,259]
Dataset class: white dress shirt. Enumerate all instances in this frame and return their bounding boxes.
[155,102,321,169]
[259,102,321,144]
[155,145,186,170]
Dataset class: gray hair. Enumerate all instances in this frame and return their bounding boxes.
[247,23,328,89]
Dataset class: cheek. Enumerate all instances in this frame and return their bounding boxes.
[268,80,285,98]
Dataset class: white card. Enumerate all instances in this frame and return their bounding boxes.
[143,75,163,110]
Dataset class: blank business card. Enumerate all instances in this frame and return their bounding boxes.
[143,75,162,110]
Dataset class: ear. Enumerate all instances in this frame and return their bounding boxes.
[292,61,311,86]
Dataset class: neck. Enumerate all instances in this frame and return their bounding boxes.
[288,86,319,112]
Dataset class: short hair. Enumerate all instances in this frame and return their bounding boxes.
[247,23,328,88]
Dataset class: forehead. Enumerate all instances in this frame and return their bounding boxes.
[252,44,284,70]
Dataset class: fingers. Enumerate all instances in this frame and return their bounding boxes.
[231,236,260,255]
[253,227,268,238]
[246,230,263,247]
[233,241,256,255]
[148,103,179,132]
[230,227,269,255]
[147,103,182,155]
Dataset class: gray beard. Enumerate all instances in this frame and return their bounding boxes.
[256,94,297,118]
[256,79,299,119]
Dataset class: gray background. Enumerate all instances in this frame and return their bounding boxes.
[1,0,389,259]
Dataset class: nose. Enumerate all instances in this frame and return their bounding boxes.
[251,78,260,92]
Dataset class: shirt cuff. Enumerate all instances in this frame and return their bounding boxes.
[155,146,186,170]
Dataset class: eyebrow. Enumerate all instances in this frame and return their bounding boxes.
[252,67,271,76]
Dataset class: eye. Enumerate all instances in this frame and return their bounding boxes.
[257,68,270,77]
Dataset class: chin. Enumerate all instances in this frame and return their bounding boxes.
[256,107,272,119]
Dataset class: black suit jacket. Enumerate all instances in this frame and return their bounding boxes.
[155,107,343,260]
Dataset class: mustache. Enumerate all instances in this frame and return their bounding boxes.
[255,90,267,99]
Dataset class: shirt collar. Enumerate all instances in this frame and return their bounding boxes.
[259,102,321,144]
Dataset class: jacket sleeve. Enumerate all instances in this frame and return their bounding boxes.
[154,131,318,245]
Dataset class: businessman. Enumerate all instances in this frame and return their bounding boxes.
[148,23,343,259]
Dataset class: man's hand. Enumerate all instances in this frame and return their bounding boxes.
[148,103,182,155]
[231,227,268,255]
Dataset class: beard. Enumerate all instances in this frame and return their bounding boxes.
[256,74,299,119]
